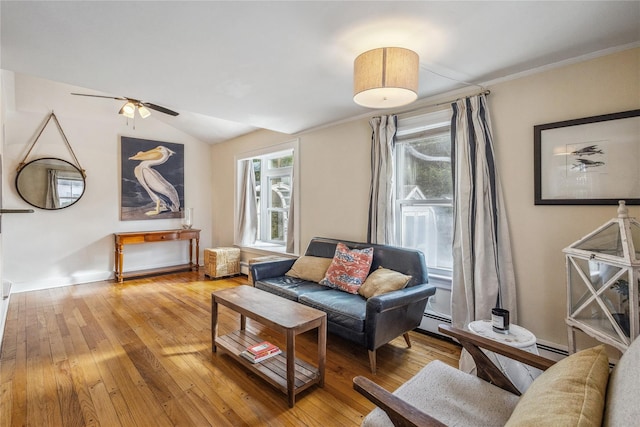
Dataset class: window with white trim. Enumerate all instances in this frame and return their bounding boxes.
[395,109,453,279]
[235,139,299,254]
[253,151,293,244]
[56,175,84,207]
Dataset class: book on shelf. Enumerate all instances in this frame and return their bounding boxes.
[240,348,282,363]
[246,341,279,357]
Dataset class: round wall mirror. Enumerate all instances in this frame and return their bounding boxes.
[15,158,86,210]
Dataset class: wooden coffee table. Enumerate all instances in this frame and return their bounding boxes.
[211,285,327,407]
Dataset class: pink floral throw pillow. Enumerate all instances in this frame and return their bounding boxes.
[319,242,374,294]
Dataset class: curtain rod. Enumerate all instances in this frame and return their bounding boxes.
[394,89,491,116]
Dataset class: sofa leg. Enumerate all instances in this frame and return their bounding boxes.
[368,350,377,374]
[403,332,412,348]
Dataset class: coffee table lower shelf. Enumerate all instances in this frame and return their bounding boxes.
[215,330,321,396]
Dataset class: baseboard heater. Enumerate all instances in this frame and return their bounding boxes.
[424,311,452,324]
[240,261,249,275]
[536,342,568,358]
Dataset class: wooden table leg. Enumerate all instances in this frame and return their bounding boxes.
[318,316,326,387]
[211,296,218,353]
[240,314,246,331]
[195,236,200,271]
[115,242,124,283]
[287,329,296,407]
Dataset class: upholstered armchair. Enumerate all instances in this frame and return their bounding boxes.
[354,324,640,426]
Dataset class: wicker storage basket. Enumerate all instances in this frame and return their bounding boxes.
[204,247,240,279]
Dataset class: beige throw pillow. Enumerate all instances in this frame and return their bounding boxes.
[505,344,609,427]
[358,267,411,299]
[285,256,332,283]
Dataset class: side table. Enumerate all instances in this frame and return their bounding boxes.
[460,320,542,393]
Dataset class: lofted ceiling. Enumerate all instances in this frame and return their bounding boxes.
[1,1,639,144]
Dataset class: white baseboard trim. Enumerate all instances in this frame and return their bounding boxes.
[10,271,113,293]
[0,293,10,351]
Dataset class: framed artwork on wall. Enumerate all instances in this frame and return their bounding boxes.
[534,109,640,205]
[120,136,184,220]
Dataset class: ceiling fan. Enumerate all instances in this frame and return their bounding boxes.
[70,93,179,118]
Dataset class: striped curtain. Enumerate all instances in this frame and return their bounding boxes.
[451,94,517,328]
[367,115,397,245]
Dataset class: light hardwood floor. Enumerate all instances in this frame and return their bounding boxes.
[0,271,460,426]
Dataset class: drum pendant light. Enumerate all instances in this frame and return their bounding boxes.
[353,47,419,109]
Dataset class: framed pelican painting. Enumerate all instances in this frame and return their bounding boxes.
[120,136,185,220]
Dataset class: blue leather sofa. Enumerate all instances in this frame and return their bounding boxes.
[250,237,435,374]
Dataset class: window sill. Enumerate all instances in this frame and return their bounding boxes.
[237,243,297,258]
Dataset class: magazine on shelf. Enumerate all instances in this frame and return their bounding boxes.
[240,348,282,363]
[246,341,279,357]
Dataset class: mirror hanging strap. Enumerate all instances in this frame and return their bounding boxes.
[18,111,87,178]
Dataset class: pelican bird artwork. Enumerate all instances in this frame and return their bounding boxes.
[129,146,181,216]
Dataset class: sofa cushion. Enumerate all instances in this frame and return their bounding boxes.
[319,242,373,294]
[505,344,609,427]
[299,290,367,332]
[285,255,332,283]
[254,276,329,301]
[359,267,411,299]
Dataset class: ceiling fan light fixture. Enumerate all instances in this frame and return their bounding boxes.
[353,47,419,109]
[119,101,136,118]
[137,105,151,118]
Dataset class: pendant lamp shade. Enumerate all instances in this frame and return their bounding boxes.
[353,47,419,109]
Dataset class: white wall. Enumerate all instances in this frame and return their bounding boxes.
[211,47,640,350]
[490,48,640,349]
[1,72,213,292]
[0,70,7,343]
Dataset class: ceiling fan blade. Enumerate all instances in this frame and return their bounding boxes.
[142,102,180,117]
[71,93,127,101]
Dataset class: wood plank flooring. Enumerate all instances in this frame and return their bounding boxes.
[0,271,460,426]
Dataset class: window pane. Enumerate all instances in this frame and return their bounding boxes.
[398,132,451,200]
[269,211,287,241]
[269,155,293,169]
[400,204,453,270]
[269,176,291,209]
[396,117,453,276]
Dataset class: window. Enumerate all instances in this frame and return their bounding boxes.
[56,176,84,207]
[395,109,453,279]
[235,139,299,253]
[253,151,293,244]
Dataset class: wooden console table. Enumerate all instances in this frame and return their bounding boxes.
[114,229,200,283]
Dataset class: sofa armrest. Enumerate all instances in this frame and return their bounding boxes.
[353,376,446,427]
[250,259,297,282]
[438,324,555,395]
[439,324,555,371]
[366,284,435,314]
[364,284,435,352]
